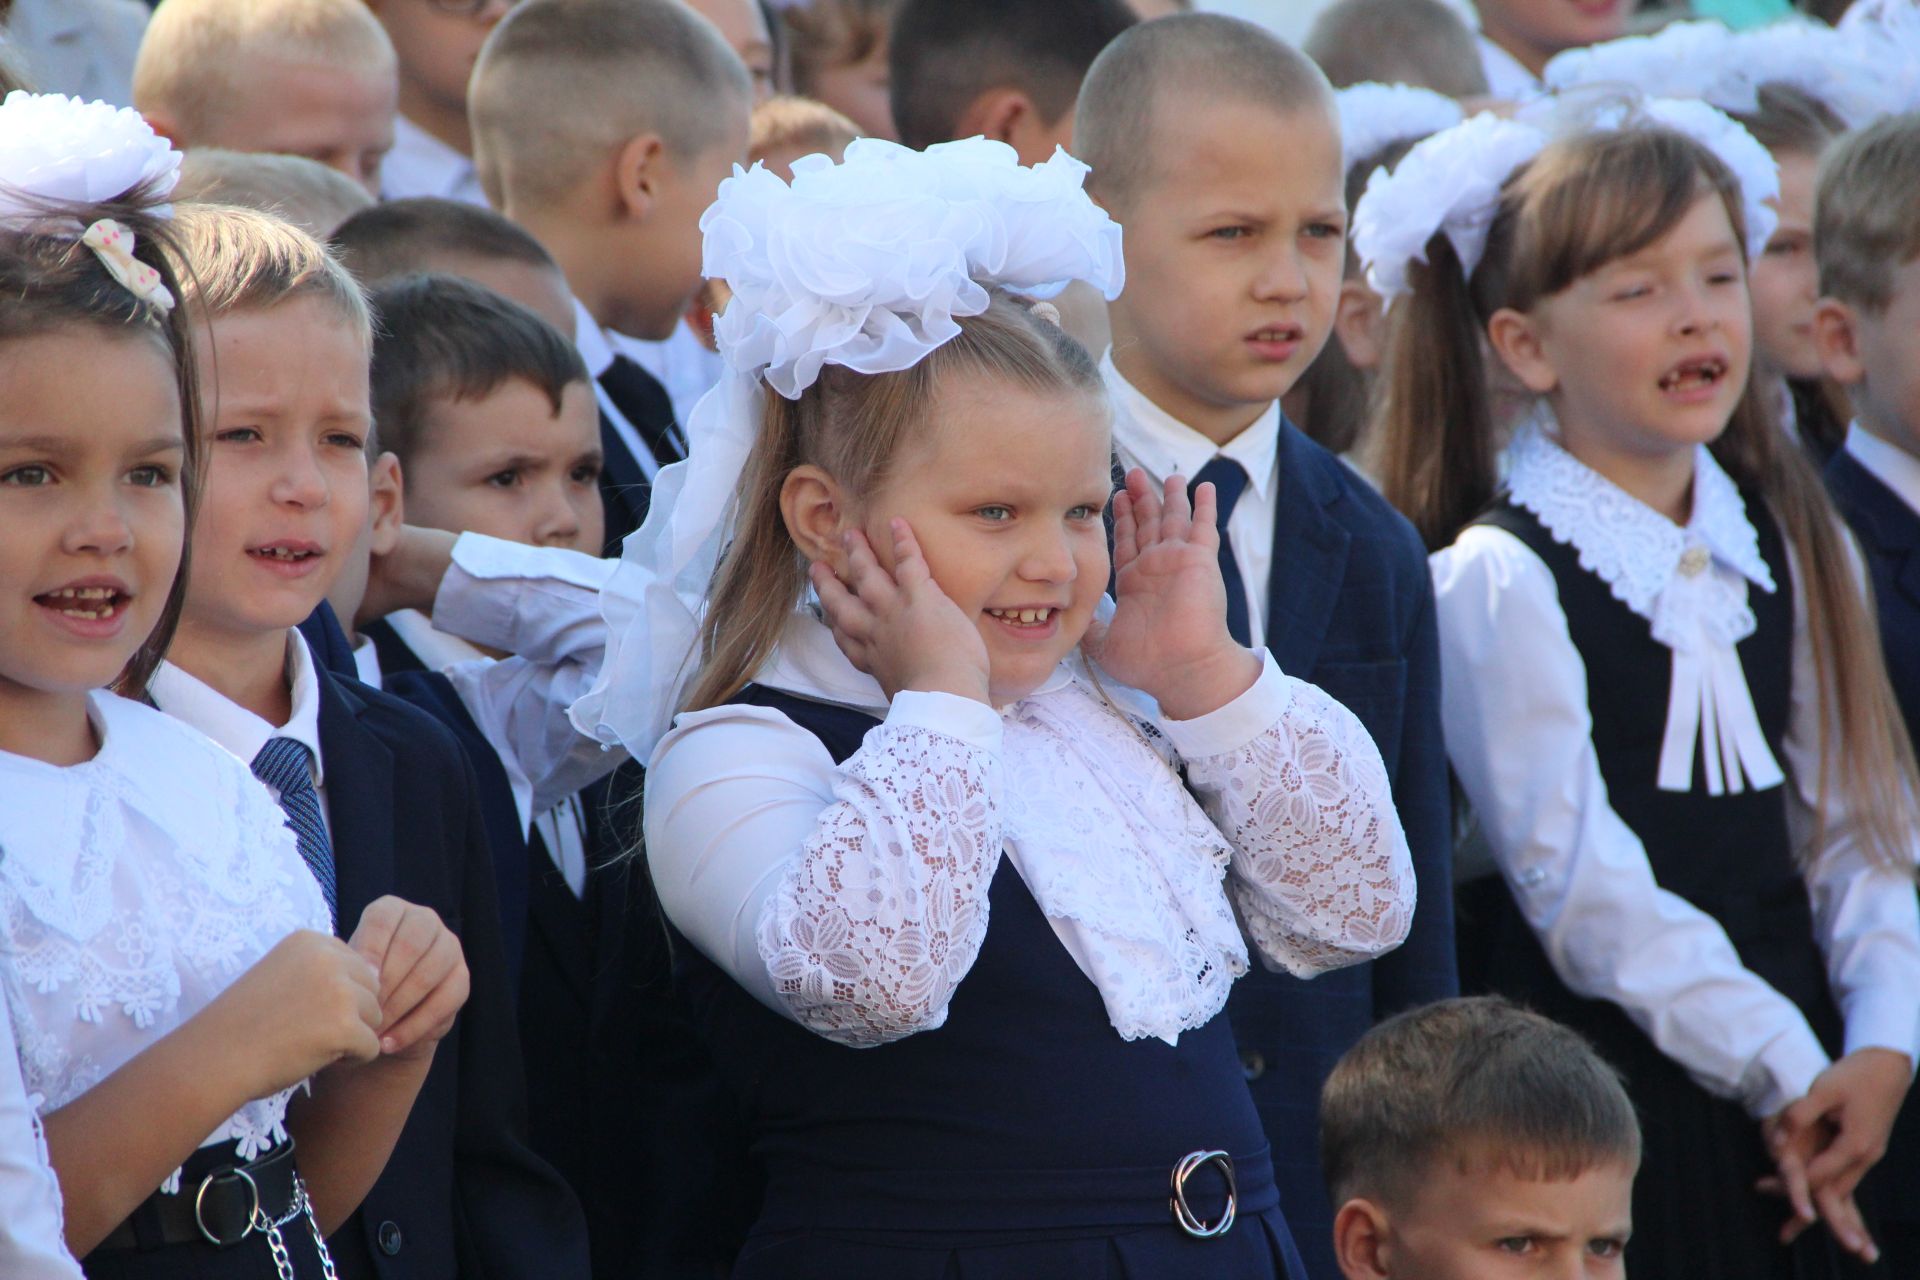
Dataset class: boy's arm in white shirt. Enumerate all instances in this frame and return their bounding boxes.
[1162,652,1416,978]
[420,533,628,826]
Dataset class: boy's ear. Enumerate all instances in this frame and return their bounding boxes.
[1486,306,1558,394]
[1813,296,1868,388]
[1333,278,1387,372]
[368,452,406,557]
[780,464,851,569]
[613,132,669,221]
[957,87,1038,152]
[141,110,187,149]
[1331,1198,1394,1280]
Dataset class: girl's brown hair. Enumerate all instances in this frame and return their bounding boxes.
[685,291,1103,712]
[0,187,204,694]
[783,0,897,94]
[1373,125,1920,873]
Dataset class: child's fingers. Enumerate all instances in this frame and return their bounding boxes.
[1111,489,1138,573]
[346,895,406,968]
[1130,469,1165,550]
[372,904,447,1005]
[812,561,873,633]
[1816,1187,1878,1263]
[1773,1143,1817,1231]
[381,958,471,1057]
[1158,474,1193,544]
[842,529,900,605]
[378,927,462,1034]
[889,518,932,591]
[1188,481,1220,553]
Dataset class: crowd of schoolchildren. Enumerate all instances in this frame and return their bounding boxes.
[3,0,1920,1276]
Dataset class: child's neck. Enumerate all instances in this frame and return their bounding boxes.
[1555,412,1699,526]
[399,85,474,159]
[167,619,295,727]
[1480,23,1552,77]
[0,684,98,767]
[1111,346,1273,447]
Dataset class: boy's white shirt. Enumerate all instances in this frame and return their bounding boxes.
[379,114,487,207]
[1100,352,1281,639]
[149,630,333,832]
[1845,422,1920,513]
[573,296,664,482]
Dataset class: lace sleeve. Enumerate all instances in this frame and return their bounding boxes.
[1173,658,1415,977]
[756,719,1003,1048]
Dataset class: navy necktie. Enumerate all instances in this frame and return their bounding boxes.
[252,737,338,926]
[1191,456,1253,647]
[599,354,686,468]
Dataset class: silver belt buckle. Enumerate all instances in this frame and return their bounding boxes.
[194,1164,261,1247]
[1169,1149,1237,1239]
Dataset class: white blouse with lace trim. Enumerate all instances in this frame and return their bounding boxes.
[0,692,332,1191]
[644,614,1414,1049]
[1505,415,1784,794]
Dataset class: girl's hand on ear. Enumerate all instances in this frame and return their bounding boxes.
[1084,469,1259,720]
[812,519,991,705]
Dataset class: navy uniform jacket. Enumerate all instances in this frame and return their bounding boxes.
[1224,423,1457,1278]
[311,663,589,1280]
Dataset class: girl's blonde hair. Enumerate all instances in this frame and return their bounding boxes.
[1373,125,1920,873]
[685,291,1103,712]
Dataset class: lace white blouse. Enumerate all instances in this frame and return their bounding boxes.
[644,613,1415,1049]
[0,692,333,1189]
[1434,421,1920,1119]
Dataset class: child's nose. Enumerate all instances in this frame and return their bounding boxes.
[1019,529,1078,583]
[63,489,136,557]
[270,446,331,508]
[1252,243,1310,304]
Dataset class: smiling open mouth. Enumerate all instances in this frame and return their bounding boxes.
[986,607,1057,625]
[35,586,128,621]
[1659,357,1728,393]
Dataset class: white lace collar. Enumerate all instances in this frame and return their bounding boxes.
[755,608,1246,1045]
[1506,412,1775,620]
[1504,411,1785,796]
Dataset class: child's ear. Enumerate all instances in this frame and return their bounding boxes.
[958,88,1037,152]
[1486,306,1558,394]
[1331,1198,1394,1280]
[613,132,669,221]
[141,110,186,149]
[1813,296,1868,388]
[1333,278,1387,372]
[368,452,406,557]
[780,465,853,569]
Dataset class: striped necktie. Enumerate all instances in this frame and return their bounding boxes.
[251,737,337,926]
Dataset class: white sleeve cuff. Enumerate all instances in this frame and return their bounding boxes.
[446,531,619,589]
[881,690,1003,753]
[434,533,615,652]
[1160,652,1292,759]
[1745,1031,1833,1119]
[1842,987,1920,1068]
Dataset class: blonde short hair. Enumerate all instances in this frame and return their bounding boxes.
[750,96,862,166]
[169,203,373,348]
[471,0,752,211]
[1815,113,1920,314]
[175,149,375,239]
[1303,0,1488,98]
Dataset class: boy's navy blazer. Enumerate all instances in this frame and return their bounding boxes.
[311,664,589,1280]
[1823,446,1920,1227]
[1223,421,1457,1278]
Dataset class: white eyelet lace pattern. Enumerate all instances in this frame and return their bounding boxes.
[0,694,332,1191]
[754,666,1414,1048]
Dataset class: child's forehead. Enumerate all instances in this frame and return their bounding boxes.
[1130,93,1341,201]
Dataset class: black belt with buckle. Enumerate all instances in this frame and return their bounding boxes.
[97,1140,301,1252]
[1170,1149,1237,1239]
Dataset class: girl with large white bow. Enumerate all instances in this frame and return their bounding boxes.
[570,137,1415,1278]
[1356,96,1920,1274]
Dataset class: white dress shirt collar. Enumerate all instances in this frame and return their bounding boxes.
[149,629,327,784]
[352,635,383,689]
[379,114,486,206]
[572,296,615,379]
[1845,422,1920,515]
[1099,352,1280,501]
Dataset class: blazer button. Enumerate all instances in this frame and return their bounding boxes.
[377,1221,404,1256]
[1239,1049,1266,1081]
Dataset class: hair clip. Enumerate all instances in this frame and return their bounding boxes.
[81,219,176,312]
[1027,301,1063,327]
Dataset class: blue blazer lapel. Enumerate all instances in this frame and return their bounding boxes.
[316,668,397,938]
[1263,421,1353,674]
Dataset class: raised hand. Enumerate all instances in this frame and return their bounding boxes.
[810,519,991,704]
[347,896,471,1061]
[1082,468,1259,719]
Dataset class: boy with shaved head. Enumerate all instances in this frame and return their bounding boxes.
[1077,17,1455,1278]
[133,0,398,196]
[471,0,751,551]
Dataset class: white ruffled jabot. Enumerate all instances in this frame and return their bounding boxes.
[1506,416,1784,796]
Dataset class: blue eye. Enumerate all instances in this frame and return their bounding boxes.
[1210,226,1251,241]
[1305,222,1344,240]
[216,426,262,444]
[976,505,1012,522]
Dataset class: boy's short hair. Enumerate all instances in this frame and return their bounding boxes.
[170,203,373,347]
[1816,112,1920,314]
[470,0,753,210]
[176,149,375,239]
[329,197,559,286]
[1734,83,1843,161]
[887,0,1138,151]
[751,95,862,165]
[369,273,589,465]
[1303,0,1489,98]
[1075,13,1333,211]
[1319,997,1640,1209]
[133,0,396,141]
